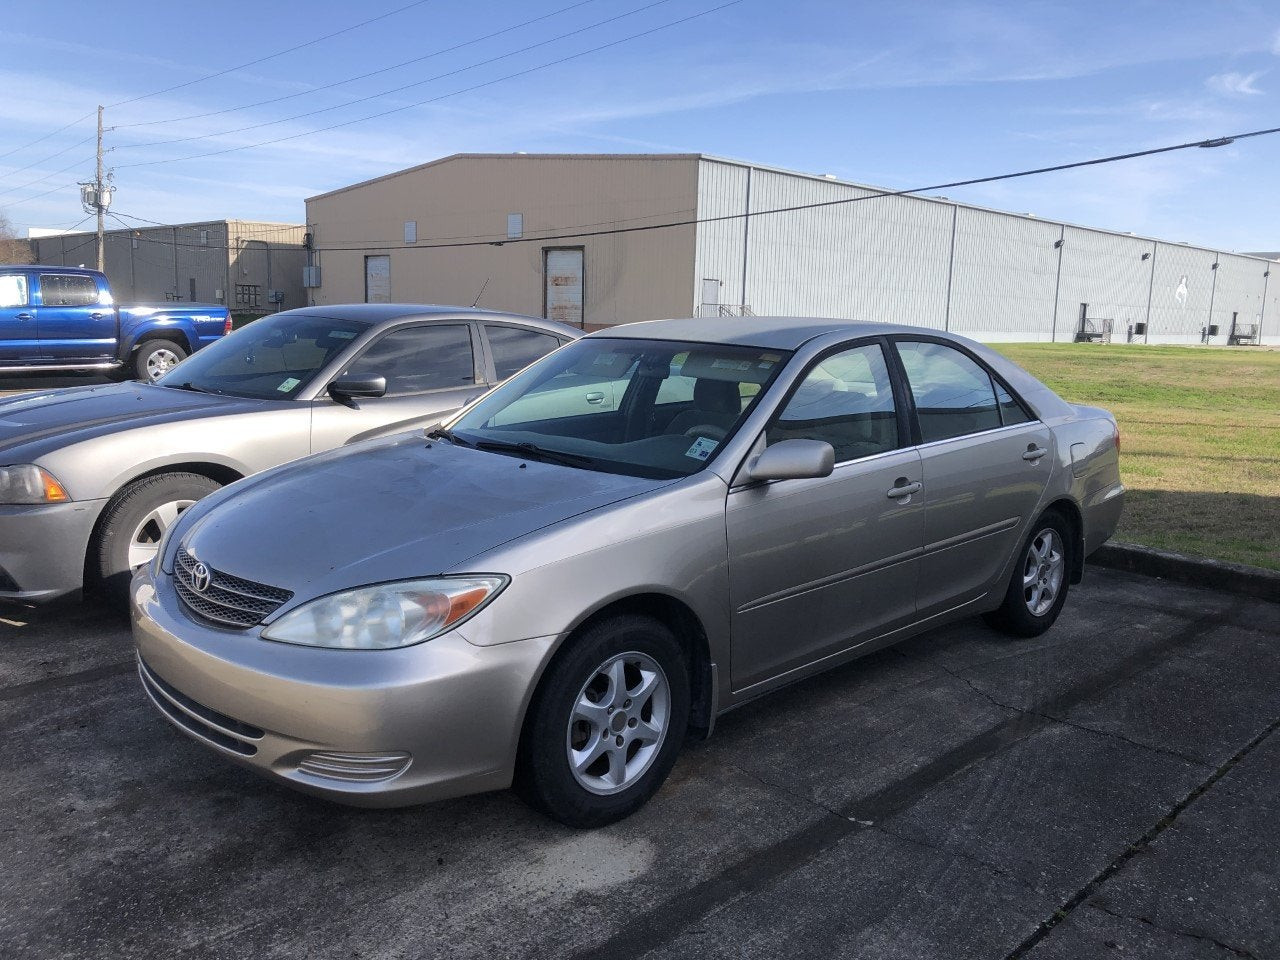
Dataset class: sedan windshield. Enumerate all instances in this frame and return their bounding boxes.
[448,338,790,478]
[156,313,371,400]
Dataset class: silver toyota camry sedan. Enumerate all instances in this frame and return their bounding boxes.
[132,317,1124,827]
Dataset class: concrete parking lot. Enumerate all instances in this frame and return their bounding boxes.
[0,372,113,398]
[1,569,1276,959]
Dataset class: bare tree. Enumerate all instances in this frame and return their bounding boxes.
[0,210,33,264]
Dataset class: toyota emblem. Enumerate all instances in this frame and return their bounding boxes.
[191,562,212,594]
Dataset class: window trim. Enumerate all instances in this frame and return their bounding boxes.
[481,321,565,382]
[339,320,480,398]
[761,336,911,466]
[886,334,1040,447]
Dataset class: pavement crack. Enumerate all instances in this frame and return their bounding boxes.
[721,759,850,824]
[1002,712,1280,960]
[1086,902,1260,959]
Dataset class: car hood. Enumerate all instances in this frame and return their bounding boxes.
[0,382,260,458]
[177,438,670,603]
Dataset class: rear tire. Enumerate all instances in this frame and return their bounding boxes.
[133,339,187,382]
[984,511,1072,638]
[515,614,690,828]
[93,472,221,608]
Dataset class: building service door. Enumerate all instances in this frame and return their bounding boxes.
[544,248,584,327]
[700,278,721,317]
[364,255,391,304]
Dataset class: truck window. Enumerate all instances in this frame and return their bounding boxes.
[0,274,28,307]
[41,274,101,307]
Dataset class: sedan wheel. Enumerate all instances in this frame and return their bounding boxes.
[984,511,1073,638]
[567,651,671,796]
[94,472,222,608]
[517,614,690,828]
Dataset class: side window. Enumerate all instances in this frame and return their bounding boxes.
[0,274,28,307]
[767,343,898,462]
[41,274,100,307]
[486,325,562,380]
[343,324,475,397]
[896,340,1002,442]
[995,381,1032,426]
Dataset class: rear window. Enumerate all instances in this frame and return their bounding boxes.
[41,274,100,307]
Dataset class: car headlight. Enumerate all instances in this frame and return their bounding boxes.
[260,576,509,650]
[0,465,70,504]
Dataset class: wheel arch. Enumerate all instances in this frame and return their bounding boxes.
[131,328,193,354]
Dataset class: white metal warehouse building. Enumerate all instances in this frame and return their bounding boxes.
[304,153,1277,345]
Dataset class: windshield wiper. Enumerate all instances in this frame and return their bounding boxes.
[167,381,222,395]
[426,427,473,447]
[473,439,595,468]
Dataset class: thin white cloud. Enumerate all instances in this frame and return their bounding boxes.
[1206,70,1265,96]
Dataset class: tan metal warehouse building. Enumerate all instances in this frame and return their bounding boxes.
[32,220,308,315]
[304,153,1276,344]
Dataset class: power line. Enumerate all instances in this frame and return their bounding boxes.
[0,135,98,183]
[113,0,744,170]
[115,0,677,152]
[0,112,95,163]
[106,125,1280,255]
[0,155,96,200]
[106,0,436,109]
[114,0,605,130]
[1,180,81,211]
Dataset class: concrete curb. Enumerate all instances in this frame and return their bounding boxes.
[1087,541,1279,604]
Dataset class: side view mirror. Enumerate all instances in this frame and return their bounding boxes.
[746,439,835,482]
[328,375,386,408]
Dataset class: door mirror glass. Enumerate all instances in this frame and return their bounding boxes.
[747,439,835,482]
[328,375,387,402]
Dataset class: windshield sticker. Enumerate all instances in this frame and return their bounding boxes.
[329,330,357,339]
[685,437,719,460]
[711,358,751,372]
[760,353,782,362]
[278,377,301,392]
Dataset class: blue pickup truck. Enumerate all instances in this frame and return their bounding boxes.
[0,265,231,381]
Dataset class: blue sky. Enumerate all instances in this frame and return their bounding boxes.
[1,0,1278,251]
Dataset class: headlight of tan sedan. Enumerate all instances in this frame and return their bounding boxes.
[260,576,509,650]
[0,464,70,504]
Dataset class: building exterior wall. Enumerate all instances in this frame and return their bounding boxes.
[31,220,305,311]
[1054,228,1155,343]
[305,154,699,328]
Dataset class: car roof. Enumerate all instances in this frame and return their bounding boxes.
[279,303,580,337]
[587,316,941,350]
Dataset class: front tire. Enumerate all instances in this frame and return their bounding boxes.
[516,614,690,828]
[133,339,187,382]
[93,472,221,607]
[984,512,1072,637]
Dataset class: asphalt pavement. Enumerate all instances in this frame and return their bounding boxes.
[1,569,1277,959]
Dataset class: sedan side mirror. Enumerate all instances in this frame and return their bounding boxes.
[328,375,387,407]
[746,439,835,482]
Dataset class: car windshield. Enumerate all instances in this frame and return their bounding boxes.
[156,313,371,400]
[447,338,790,479]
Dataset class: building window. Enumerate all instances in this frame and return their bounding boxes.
[235,284,261,307]
[199,230,209,246]
[507,213,523,239]
[404,220,417,244]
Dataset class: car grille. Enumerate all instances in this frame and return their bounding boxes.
[138,655,264,756]
[174,548,293,628]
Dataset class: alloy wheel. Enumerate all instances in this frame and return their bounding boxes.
[1022,527,1065,617]
[127,499,195,568]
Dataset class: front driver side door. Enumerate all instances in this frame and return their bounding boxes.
[726,340,925,691]
[309,321,487,452]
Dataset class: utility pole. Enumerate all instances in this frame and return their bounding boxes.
[80,105,113,271]
[95,105,104,270]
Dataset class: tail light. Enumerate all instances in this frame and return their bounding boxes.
[223,315,233,335]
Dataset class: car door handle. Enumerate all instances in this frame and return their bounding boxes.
[90,312,105,319]
[1022,446,1048,462]
[585,391,605,404]
[886,479,922,499]
[15,312,33,321]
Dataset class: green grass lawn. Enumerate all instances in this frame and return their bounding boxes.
[994,343,1280,571]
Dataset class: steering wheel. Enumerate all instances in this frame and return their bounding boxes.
[682,424,728,442]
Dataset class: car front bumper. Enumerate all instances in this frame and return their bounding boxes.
[0,499,105,603]
[131,566,557,808]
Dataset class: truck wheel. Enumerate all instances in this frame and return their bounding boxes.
[134,339,187,382]
[515,614,690,828]
[93,472,221,608]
